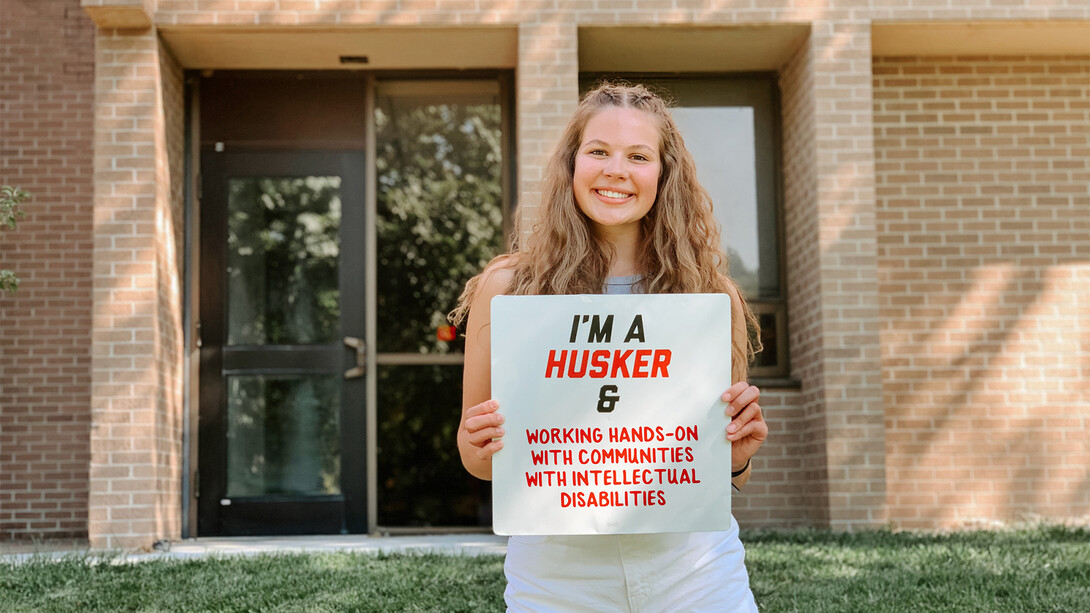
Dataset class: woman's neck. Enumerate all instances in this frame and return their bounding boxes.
[598,224,642,277]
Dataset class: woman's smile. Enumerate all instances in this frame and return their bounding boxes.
[593,187,635,201]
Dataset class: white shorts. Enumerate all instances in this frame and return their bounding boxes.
[503,516,758,612]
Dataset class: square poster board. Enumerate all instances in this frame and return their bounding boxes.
[490,293,733,536]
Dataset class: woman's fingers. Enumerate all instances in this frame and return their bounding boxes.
[732,401,767,438]
[723,384,768,474]
[464,399,501,431]
[466,424,506,447]
[476,438,505,460]
[727,402,759,434]
[465,409,504,434]
[464,399,505,449]
[729,416,768,446]
[465,399,499,418]
[723,384,760,418]
[721,381,748,403]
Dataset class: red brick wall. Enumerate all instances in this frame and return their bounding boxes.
[875,55,1090,528]
[0,0,95,542]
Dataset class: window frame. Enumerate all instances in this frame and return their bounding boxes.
[579,73,790,380]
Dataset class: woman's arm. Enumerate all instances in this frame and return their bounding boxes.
[722,281,767,490]
[457,262,515,481]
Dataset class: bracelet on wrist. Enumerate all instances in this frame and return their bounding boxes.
[731,458,751,478]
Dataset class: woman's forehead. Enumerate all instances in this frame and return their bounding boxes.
[580,107,661,150]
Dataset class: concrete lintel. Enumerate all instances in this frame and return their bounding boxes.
[82,0,154,30]
[579,24,812,73]
[872,20,1090,57]
[157,26,519,70]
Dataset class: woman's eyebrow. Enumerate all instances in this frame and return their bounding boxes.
[581,138,656,152]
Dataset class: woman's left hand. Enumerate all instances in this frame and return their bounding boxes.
[722,382,768,472]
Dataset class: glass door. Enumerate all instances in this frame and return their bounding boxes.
[193,73,511,536]
[372,80,508,529]
[198,151,367,535]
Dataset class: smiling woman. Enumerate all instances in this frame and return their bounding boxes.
[450,82,766,612]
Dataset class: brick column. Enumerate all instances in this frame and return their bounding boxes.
[89,28,185,550]
[810,21,886,529]
[780,31,830,527]
[781,21,887,530]
[516,16,579,230]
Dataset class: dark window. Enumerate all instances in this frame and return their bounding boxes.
[580,75,788,378]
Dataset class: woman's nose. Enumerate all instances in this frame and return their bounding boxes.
[603,154,627,177]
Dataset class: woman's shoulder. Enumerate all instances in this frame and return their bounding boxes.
[477,253,520,298]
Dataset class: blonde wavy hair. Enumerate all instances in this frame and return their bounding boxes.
[451,81,761,373]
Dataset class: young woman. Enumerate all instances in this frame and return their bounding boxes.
[451,82,768,612]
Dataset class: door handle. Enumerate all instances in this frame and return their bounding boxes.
[344,336,366,379]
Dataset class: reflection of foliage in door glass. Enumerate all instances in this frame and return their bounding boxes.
[227,177,341,346]
[376,365,490,526]
[226,375,341,497]
[375,95,504,354]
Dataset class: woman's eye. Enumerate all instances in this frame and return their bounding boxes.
[589,149,607,156]
[631,154,648,162]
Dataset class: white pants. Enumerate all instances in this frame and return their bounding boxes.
[504,517,758,612]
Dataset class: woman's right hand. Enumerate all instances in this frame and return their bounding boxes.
[463,399,505,460]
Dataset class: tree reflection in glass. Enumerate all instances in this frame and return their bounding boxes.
[375,93,504,354]
[374,85,505,528]
[226,375,341,498]
[226,177,342,346]
[377,365,489,527]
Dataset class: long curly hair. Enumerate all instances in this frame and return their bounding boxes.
[451,81,761,373]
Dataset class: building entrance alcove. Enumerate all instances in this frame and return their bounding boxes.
[194,72,514,536]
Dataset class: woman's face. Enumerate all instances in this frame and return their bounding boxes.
[572,107,662,236]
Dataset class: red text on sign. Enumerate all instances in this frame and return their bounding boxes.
[543,349,671,379]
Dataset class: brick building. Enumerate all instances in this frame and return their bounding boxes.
[1,0,1087,550]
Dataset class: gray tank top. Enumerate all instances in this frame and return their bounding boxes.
[603,274,642,295]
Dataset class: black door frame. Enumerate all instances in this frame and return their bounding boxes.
[197,150,368,536]
[187,71,516,538]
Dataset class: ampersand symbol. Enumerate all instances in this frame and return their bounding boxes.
[597,385,620,413]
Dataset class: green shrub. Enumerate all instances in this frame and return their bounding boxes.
[1,185,28,293]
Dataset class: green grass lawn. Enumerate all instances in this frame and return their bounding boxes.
[744,524,1090,612]
[2,525,1087,612]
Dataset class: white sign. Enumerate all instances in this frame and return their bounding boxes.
[490,293,733,536]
